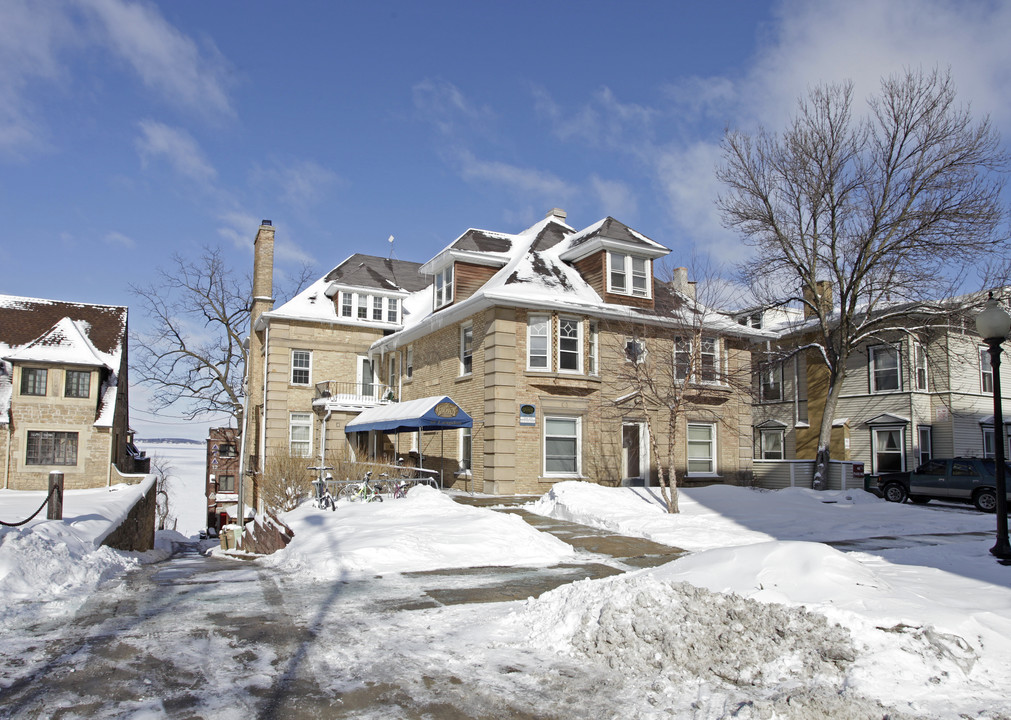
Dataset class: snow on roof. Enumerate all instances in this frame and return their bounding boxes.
[4,317,113,369]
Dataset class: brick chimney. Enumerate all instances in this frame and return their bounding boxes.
[803,281,833,318]
[252,220,275,313]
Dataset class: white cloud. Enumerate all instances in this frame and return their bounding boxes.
[77,0,233,119]
[413,78,495,137]
[252,159,342,210]
[454,149,576,202]
[135,120,216,183]
[589,176,638,221]
[104,230,135,248]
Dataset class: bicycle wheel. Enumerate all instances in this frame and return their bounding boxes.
[338,483,360,502]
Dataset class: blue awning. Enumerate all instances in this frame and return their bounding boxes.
[344,395,473,434]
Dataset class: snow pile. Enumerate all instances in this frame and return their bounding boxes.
[264,485,574,577]
[528,480,996,551]
[0,479,156,627]
[521,573,855,687]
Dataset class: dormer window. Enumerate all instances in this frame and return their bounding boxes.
[434,266,454,309]
[607,252,650,298]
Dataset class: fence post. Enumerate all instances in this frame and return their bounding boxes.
[47,471,64,520]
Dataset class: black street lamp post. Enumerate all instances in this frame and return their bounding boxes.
[976,293,1011,561]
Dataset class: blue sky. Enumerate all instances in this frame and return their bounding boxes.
[3,0,1011,438]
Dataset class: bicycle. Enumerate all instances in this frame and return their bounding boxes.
[308,466,337,511]
[338,471,384,503]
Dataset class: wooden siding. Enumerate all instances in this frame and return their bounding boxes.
[455,262,499,303]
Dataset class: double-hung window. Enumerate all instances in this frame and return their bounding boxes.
[217,474,235,492]
[870,345,900,393]
[528,315,550,370]
[673,336,691,380]
[460,426,472,472]
[387,298,399,323]
[373,296,383,321]
[687,423,716,475]
[460,324,473,376]
[760,364,782,402]
[26,430,78,465]
[65,370,91,398]
[357,294,368,320]
[607,252,650,298]
[588,322,599,375]
[981,347,994,393]
[434,266,454,309]
[20,368,47,396]
[913,342,928,391]
[760,429,784,460]
[291,350,311,385]
[341,292,353,317]
[558,317,582,372]
[544,416,580,477]
[289,412,312,457]
[700,337,719,383]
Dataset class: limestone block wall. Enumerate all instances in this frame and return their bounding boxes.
[102,478,156,552]
[6,366,113,490]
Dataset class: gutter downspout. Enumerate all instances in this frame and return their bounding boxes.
[258,323,269,517]
[3,422,10,489]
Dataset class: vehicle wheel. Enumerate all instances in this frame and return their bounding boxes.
[882,483,908,503]
[974,489,998,513]
[908,496,930,505]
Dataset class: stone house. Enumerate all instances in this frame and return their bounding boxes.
[745,292,1009,477]
[0,294,146,490]
[241,212,764,510]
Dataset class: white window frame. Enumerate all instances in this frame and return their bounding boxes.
[527,315,551,371]
[981,346,994,394]
[544,415,581,478]
[588,322,599,375]
[291,350,312,386]
[357,356,376,397]
[434,265,454,309]
[687,422,717,476]
[759,363,783,402]
[917,425,932,467]
[406,345,413,380]
[460,323,473,376]
[673,336,691,380]
[759,428,784,460]
[372,296,383,321]
[289,412,313,457]
[624,336,647,365]
[871,425,905,474]
[357,293,368,320]
[607,251,652,298]
[913,342,928,391]
[460,426,472,472]
[869,344,901,394]
[700,336,719,384]
[387,297,399,323]
[558,317,582,373]
[341,292,353,317]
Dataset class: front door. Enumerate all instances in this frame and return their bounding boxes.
[622,422,647,485]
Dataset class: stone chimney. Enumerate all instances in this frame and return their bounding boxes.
[545,208,567,221]
[803,280,833,318]
[670,266,696,300]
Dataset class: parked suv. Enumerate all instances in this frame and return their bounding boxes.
[877,457,1011,512]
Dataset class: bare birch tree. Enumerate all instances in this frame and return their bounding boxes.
[717,67,1008,488]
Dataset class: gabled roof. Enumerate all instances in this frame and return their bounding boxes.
[5,317,112,369]
[559,217,670,262]
[264,254,427,326]
[0,295,127,360]
[323,254,427,293]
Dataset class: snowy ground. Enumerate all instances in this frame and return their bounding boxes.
[2,479,1011,718]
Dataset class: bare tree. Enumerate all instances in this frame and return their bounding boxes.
[131,247,314,427]
[717,67,1008,487]
[149,453,175,531]
[611,268,754,513]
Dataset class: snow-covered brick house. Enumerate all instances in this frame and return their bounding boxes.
[241,211,766,510]
[0,295,146,490]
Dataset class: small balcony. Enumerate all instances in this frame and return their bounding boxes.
[313,380,397,411]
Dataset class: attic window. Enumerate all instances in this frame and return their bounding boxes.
[434,265,454,309]
[607,252,651,298]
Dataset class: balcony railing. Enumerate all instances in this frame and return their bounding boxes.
[314,381,396,407]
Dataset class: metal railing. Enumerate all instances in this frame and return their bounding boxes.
[313,381,396,405]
